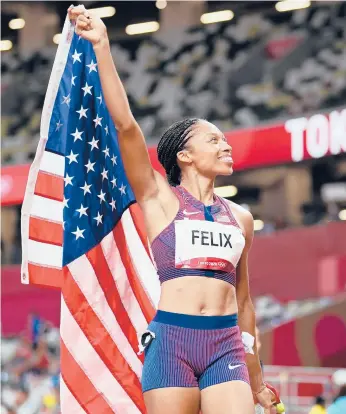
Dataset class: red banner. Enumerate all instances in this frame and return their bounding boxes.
[1,265,60,335]
[261,296,346,368]
[249,222,346,301]
[2,108,345,206]
[266,35,303,59]
[1,164,30,206]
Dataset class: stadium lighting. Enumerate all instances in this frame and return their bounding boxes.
[200,10,234,25]
[53,33,62,45]
[254,219,264,231]
[156,0,167,10]
[9,18,25,30]
[0,40,13,51]
[89,6,116,18]
[214,185,238,198]
[125,21,160,36]
[275,0,311,12]
[339,209,346,221]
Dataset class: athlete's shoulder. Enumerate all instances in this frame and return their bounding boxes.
[222,198,254,223]
[222,198,254,241]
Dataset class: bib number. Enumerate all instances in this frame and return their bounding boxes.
[174,220,244,272]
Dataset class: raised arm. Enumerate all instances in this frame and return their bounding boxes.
[68,6,158,203]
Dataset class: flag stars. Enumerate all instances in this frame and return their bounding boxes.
[119,184,126,195]
[64,174,74,187]
[111,155,117,166]
[62,197,69,208]
[71,75,77,86]
[71,128,83,142]
[66,150,78,164]
[102,146,110,158]
[109,198,116,211]
[101,167,108,181]
[76,105,88,119]
[104,125,109,135]
[62,94,71,106]
[97,190,107,204]
[88,137,99,151]
[72,49,82,63]
[97,94,103,104]
[111,177,117,188]
[76,204,88,218]
[85,159,96,173]
[72,226,85,240]
[82,82,93,96]
[55,120,63,131]
[93,212,103,226]
[93,114,103,127]
[86,59,98,73]
[80,182,92,195]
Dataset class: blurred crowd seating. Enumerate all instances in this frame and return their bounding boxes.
[233,3,346,124]
[254,294,336,329]
[1,2,345,165]
[1,315,60,414]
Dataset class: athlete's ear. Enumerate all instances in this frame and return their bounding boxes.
[177,149,192,165]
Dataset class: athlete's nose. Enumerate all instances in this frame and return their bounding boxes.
[220,140,232,153]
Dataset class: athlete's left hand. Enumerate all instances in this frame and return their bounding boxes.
[256,386,275,413]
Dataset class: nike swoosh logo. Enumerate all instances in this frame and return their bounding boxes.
[183,210,199,216]
[228,364,243,370]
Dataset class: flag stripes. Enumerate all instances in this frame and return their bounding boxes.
[21,14,161,412]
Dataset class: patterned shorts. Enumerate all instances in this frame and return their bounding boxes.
[141,310,250,392]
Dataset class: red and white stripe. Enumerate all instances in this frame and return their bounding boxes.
[21,14,73,287]
[21,15,160,414]
[21,150,65,288]
[59,210,159,412]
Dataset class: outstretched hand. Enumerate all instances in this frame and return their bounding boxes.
[68,5,107,46]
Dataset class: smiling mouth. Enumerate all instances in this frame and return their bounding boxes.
[219,156,233,163]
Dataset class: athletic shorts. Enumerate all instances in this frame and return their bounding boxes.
[141,310,250,392]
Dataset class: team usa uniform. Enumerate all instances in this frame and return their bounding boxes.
[140,186,250,392]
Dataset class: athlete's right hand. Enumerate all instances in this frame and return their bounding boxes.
[255,383,285,414]
[256,386,275,414]
[68,5,107,46]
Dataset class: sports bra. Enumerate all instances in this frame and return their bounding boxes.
[150,186,246,286]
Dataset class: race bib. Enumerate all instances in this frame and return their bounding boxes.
[175,219,245,272]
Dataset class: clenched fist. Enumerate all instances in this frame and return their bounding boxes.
[68,5,107,47]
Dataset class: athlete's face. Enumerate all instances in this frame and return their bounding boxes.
[177,120,233,179]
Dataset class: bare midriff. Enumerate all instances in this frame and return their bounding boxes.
[158,276,238,316]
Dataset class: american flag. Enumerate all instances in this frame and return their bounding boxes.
[21,15,160,413]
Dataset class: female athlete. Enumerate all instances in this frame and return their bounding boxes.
[69,6,275,414]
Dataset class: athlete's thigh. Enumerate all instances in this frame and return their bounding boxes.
[144,387,200,414]
[201,380,254,414]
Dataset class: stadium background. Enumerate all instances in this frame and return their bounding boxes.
[1,0,346,413]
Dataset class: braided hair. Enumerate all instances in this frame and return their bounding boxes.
[157,118,199,186]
